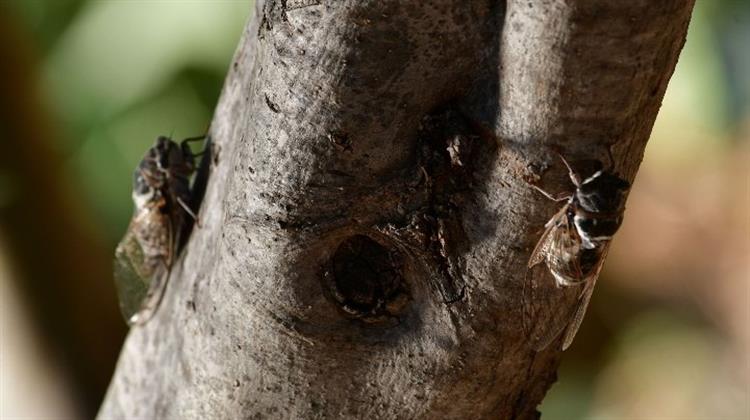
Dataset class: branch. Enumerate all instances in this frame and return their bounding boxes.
[99,0,694,418]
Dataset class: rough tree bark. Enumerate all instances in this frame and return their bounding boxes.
[99,0,694,418]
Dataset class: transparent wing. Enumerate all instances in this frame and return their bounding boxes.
[523,206,594,351]
[523,219,554,336]
[523,211,584,350]
[113,227,152,324]
[527,204,569,268]
[561,244,610,350]
[128,216,175,326]
[127,269,169,325]
[113,215,173,326]
[524,262,584,351]
[544,212,585,286]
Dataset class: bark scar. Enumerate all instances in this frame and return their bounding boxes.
[434,218,466,303]
[387,106,480,304]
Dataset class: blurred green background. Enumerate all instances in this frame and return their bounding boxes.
[0,1,747,419]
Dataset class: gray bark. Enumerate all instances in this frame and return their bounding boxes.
[99,0,694,419]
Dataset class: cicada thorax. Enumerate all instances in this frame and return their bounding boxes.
[572,170,630,249]
[135,136,194,207]
[114,135,202,325]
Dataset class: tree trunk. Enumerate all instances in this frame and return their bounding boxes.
[99,0,694,418]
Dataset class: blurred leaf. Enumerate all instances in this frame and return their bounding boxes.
[647,1,733,165]
[589,311,745,419]
[539,368,595,420]
[5,0,87,52]
[44,0,250,149]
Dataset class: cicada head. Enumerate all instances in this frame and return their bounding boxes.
[158,136,196,205]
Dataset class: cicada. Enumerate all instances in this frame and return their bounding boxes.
[525,152,630,350]
[113,135,205,325]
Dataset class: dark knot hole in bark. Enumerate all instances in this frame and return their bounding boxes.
[323,235,409,321]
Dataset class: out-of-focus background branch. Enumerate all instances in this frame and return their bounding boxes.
[0,1,249,418]
[0,1,747,418]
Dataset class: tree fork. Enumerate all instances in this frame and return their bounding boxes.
[100,0,694,418]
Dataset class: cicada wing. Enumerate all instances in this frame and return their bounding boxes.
[113,228,152,324]
[544,213,586,286]
[127,269,169,325]
[113,213,174,326]
[561,244,610,350]
[524,263,584,351]
[527,204,569,268]
[129,216,176,326]
[523,208,588,351]
[524,223,552,336]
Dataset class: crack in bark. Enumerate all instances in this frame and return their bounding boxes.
[415,107,480,304]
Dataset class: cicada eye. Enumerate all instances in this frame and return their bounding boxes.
[131,180,157,209]
[150,136,176,169]
[133,171,148,194]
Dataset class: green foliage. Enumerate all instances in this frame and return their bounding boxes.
[10,0,251,241]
